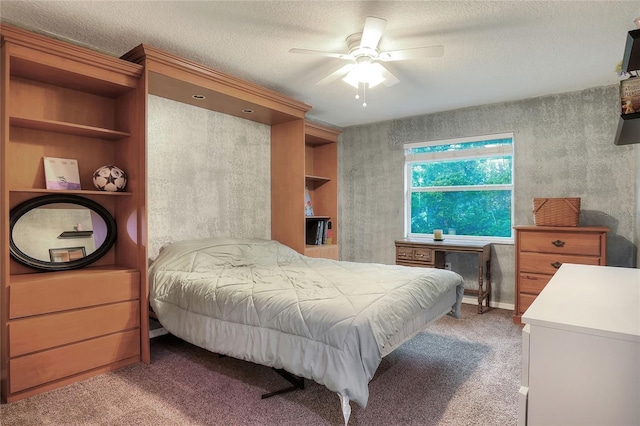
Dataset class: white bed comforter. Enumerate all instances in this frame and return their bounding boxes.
[149,238,464,407]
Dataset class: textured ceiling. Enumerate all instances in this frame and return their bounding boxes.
[1,1,639,128]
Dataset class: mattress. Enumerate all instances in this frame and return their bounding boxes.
[148,237,464,408]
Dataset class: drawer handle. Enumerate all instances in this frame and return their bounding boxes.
[551,261,562,269]
[399,253,407,257]
[552,240,565,247]
[416,253,424,257]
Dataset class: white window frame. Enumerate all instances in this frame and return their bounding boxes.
[404,132,515,244]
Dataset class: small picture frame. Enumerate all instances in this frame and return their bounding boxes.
[43,157,81,190]
[49,247,86,263]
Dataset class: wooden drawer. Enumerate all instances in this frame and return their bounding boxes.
[396,245,414,261]
[9,270,140,319]
[518,293,538,315]
[395,244,434,265]
[9,301,140,357]
[519,252,601,275]
[9,329,140,393]
[519,273,552,295]
[413,247,433,263]
[519,231,602,256]
[304,244,339,260]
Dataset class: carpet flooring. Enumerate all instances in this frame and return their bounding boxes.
[0,304,522,426]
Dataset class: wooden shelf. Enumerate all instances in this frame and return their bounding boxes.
[305,175,331,184]
[9,189,132,196]
[58,231,94,239]
[305,215,331,220]
[10,116,130,140]
[8,265,139,284]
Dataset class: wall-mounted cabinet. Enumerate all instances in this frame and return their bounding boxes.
[271,121,341,260]
[0,24,148,402]
[616,29,640,146]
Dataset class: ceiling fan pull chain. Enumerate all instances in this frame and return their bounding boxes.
[362,83,367,107]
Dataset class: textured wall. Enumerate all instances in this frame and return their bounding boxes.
[637,143,640,267]
[339,85,637,306]
[147,95,271,260]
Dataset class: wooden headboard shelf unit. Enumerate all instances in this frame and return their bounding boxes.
[120,43,342,261]
[121,44,310,125]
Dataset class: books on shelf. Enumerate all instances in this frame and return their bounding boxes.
[306,218,332,245]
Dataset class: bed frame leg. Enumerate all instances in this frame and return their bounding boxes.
[261,368,305,399]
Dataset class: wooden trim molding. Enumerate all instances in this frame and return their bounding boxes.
[305,121,342,144]
[0,24,143,80]
[122,44,310,125]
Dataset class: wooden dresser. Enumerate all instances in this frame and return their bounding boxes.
[513,226,608,324]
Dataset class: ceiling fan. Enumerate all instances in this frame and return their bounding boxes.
[289,16,444,106]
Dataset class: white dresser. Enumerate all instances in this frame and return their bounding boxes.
[519,263,640,426]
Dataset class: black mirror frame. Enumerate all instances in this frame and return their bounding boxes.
[10,194,117,271]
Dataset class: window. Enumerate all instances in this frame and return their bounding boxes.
[404,133,514,242]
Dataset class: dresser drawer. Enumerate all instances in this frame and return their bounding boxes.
[519,231,602,256]
[9,328,140,393]
[9,270,140,319]
[519,252,601,275]
[518,293,538,316]
[9,301,140,357]
[519,273,552,295]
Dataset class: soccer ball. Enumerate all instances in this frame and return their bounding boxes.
[93,165,127,192]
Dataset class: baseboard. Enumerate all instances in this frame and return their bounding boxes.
[462,295,514,311]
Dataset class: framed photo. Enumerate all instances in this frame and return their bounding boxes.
[49,246,86,263]
[43,157,81,190]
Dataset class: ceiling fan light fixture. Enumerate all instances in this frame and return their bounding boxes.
[342,59,385,88]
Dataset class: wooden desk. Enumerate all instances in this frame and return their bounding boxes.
[395,239,492,313]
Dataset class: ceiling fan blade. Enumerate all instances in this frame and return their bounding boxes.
[289,48,352,60]
[372,63,400,87]
[379,45,444,61]
[316,64,355,86]
[360,16,386,49]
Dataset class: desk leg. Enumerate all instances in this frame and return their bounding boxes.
[477,254,492,314]
[485,257,491,312]
[477,255,484,314]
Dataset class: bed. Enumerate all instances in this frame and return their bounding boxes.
[148,237,464,423]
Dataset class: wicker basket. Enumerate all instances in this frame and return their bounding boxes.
[532,198,581,226]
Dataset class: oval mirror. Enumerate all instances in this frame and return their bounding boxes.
[10,194,117,271]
